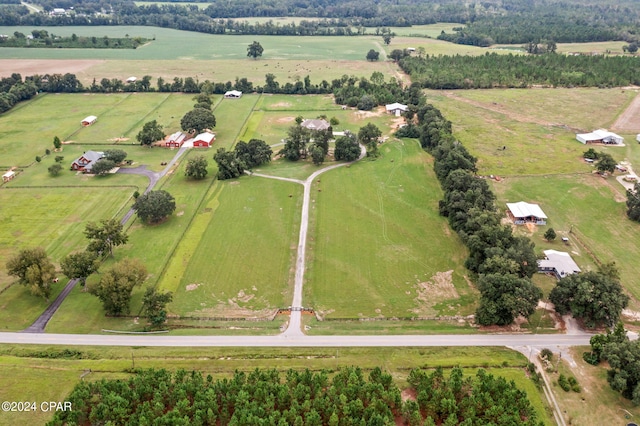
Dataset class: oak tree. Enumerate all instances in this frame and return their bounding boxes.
[6,247,57,299]
[133,190,176,224]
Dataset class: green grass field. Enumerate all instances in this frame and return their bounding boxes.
[166,177,302,318]
[491,174,640,304]
[426,88,637,176]
[306,139,473,319]
[0,345,553,426]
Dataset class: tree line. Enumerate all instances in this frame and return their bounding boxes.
[405,103,542,326]
[399,53,640,89]
[437,1,640,46]
[0,30,148,49]
[48,366,543,425]
[6,0,640,43]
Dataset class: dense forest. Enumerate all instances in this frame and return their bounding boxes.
[399,53,640,89]
[47,366,544,425]
[1,0,640,42]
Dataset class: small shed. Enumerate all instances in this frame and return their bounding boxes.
[81,115,97,126]
[126,76,137,83]
[506,201,547,225]
[2,170,15,182]
[576,129,623,145]
[636,134,640,143]
[385,102,408,117]
[193,132,215,148]
[301,119,330,131]
[224,90,242,99]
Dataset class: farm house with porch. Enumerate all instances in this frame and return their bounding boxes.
[538,250,581,279]
[506,202,547,225]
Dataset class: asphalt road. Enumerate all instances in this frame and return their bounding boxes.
[0,332,593,347]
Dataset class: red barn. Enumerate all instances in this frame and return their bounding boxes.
[193,132,215,148]
[166,131,186,148]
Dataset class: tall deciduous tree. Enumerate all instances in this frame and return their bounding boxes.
[247,41,264,59]
[549,271,629,328]
[133,190,176,224]
[136,120,165,146]
[48,163,62,176]
[475,273,542,326]
[84,219,128,257]
[596,152,616,175]
[89,258,147,316]
[6,247,57,299]
[180,108,216,134]
[213,148,245,180]
[103,149,127,164]
[185,155,208,180]
[366,49,379,61]
[280,124,312,161]
[234,139,272,169]
[60,251,100,289]
[627,183,640,222]
[142,287,173,329]
[334,134,361,161]
[53,135,62,150]
[358,123,382,158]
[90,159,116,175]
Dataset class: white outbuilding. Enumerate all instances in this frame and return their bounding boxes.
[81,115,97,126]
[576,129,623,145]
[385,102,408,116]
[506,201,547,225]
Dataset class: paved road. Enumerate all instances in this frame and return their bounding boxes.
[21,279,80,333]
[247,145,366,336]
[0,332,593,347]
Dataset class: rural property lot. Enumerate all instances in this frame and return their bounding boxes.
[307,140,472,319]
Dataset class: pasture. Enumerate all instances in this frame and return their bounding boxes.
[0,25,501,85]
[426,88,637,176]
[306,139,473,319]
[166,177,302,318]
[491,174,640,305]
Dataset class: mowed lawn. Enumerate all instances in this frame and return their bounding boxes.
[426,88,636,176]
[306,140,472,319]
[167,177,302,318]
[491,175,640,303]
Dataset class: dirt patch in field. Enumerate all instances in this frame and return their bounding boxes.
[108,137,130,142]
[271,102,292,108]
[0,59,104,78]
[412,270,458,315]
[186,283,201,291]
[354,107,385,120]
[276,116,296,123]
[401,388,417,402]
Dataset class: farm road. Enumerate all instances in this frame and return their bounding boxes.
[247,145,366,336]
[612,90,640,132]
[23,146,190,333]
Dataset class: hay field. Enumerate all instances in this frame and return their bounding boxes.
[306,140,472,319]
